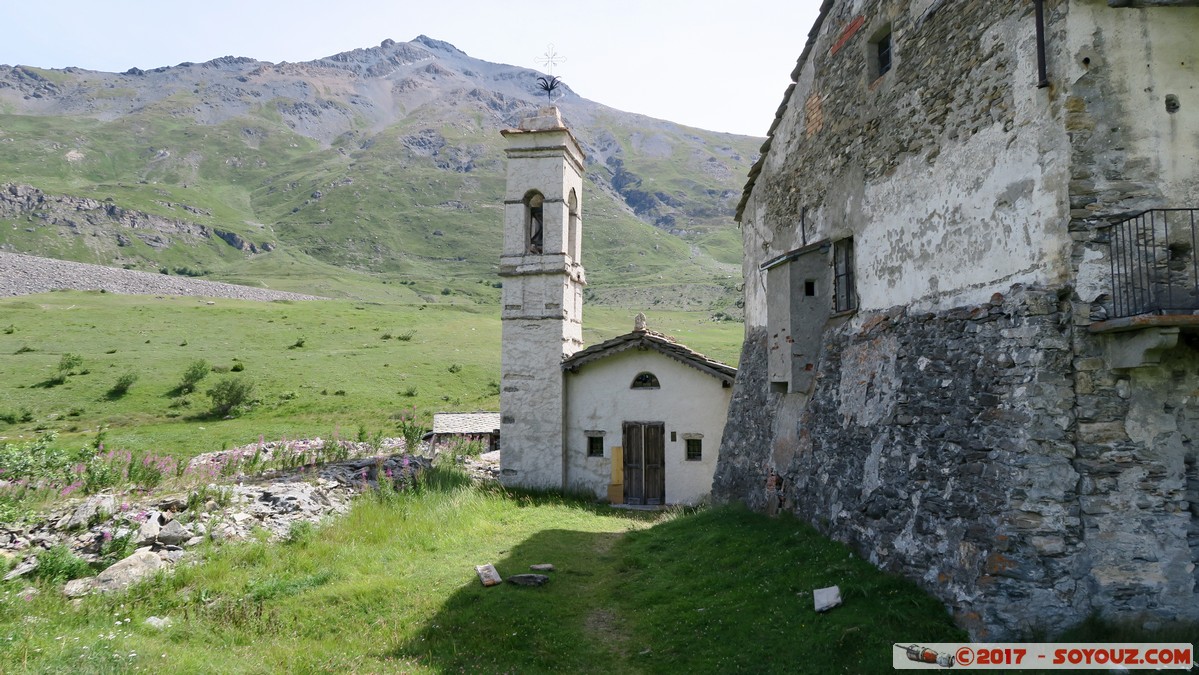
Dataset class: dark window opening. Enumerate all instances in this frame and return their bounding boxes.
[685,438,702,461]
[876,32,892,76]
[631,372,661,389]
[670,431,677,442]
[525,192,544,254]
[804,280,816,297]
[834,238,857,314]
[568,189,580,261]
[587,435,604,457]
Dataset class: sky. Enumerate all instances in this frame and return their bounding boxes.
[1,0,822,137]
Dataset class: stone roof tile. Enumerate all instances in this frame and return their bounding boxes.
[431,412,501,435]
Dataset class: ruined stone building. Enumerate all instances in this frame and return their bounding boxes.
[712,0,1199,638]
[498,107,735,505]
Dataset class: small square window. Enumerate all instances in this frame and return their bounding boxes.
[587,435,604,457]
[685,438,702,461]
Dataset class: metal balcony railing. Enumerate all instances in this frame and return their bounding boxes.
[1103,208,1199,320]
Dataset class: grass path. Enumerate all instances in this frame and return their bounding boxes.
[0,472,966,673]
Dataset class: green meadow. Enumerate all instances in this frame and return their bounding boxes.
[0,291,744,458]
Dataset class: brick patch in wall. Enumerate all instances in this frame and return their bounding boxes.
[830,15,866,57]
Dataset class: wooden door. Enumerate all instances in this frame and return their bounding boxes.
[623,422,665,505]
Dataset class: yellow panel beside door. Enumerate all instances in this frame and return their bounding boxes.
[608,446,623,504]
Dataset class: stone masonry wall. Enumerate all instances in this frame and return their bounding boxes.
[715,282,1199,637]
[782,286,1085,639]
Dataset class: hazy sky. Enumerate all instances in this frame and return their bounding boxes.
[1,0,822,137]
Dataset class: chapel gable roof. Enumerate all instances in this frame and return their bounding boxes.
[561,327,737,384]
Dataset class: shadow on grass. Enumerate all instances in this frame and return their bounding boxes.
[393,504,965,674]
[31,375,67,388]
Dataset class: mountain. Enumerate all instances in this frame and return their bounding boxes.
[0,36,758,310]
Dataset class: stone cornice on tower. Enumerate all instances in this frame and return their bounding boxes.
[501,106,586,174]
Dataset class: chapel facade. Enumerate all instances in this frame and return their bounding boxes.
[498,107,735,505]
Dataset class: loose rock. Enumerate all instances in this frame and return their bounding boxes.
[475,564,502,587]
[93,550,163,593]
[507,574,550,587]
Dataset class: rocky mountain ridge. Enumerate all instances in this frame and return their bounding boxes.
[1,183,268,254]
[0,36,757,306]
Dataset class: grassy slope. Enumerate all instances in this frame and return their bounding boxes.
[0,292,743,457]
[0,476,965,673]
[0,96,748,311]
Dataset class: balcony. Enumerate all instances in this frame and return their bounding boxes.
[1099,208,1199,320]
[1089,209,1199,367]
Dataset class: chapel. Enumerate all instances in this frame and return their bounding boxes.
[497,106,735,506]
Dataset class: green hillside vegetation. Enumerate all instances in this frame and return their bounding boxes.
[0,292,743,457]
[0,38,758,311]
[0,473,966,673]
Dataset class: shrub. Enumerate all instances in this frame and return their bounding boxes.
[440,288,452,296]
[14,345,34,354]
[395,330,416,342]
[178,359,211,394]
[395,407,426,454]
[98,530,135,567]
[447,364,462,374]
[2,325,13,334]
[32,545,92,583]
[0,408,33,425]
[230,362,245,372]
[448,438,487,458]
[58,353,83,373]
[107,371,139,398]
[128,453,176,490]
[83,451,124,493]
[288,337,306,349]
[402,386,418,398]
[285,520,315,546]
[206,376,255,417]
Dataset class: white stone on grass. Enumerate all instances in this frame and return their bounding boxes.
[813,585,842,613]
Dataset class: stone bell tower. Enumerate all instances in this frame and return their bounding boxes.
[498,106,586,489]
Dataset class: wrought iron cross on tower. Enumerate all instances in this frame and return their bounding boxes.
[535,44,566,103]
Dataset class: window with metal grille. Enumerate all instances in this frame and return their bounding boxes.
[685,438,702,461]
[834,238,857,313]
[631,372,660,389]
[876,31,892,76]
[587,435,604,457]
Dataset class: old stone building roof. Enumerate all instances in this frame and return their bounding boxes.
[736,0,834,222]
[561,326,737,384]
[430,412,501,435]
